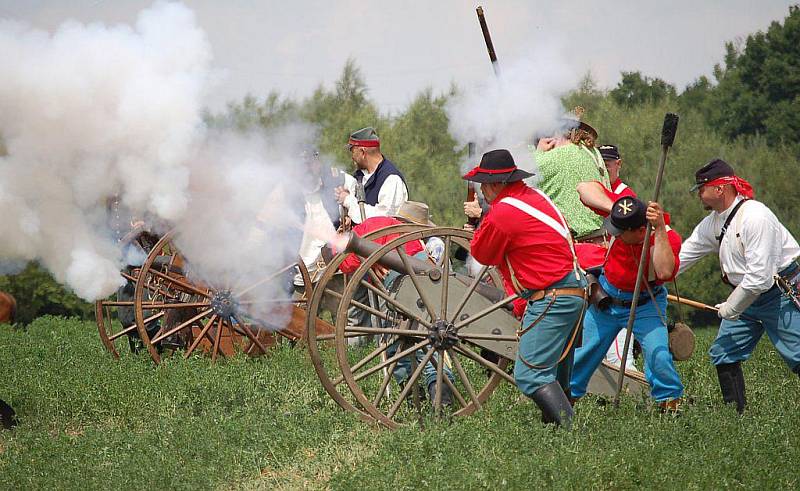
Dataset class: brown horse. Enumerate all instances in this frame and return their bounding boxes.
[0,291,17,324]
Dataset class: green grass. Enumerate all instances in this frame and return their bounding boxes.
[1,316,798,490]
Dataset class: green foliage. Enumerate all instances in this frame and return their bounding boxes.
[204,92,300,131]
[0,264,92,324]
[610,71,677,107]
[378,89,465,226]
[1,318,799,489]
[703,5,800,143]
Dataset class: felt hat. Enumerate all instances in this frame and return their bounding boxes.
[462,149,534,184]
[392,201,435,226]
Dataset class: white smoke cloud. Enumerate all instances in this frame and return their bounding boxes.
[0,0,315,323]
[445,44,579,176]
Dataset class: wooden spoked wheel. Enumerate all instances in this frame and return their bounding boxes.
[132,231,311,364]
[305,223,431,422]
[334,228,519,429]
[95,230,161,358]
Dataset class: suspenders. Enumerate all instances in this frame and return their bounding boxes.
[499,191,582,291]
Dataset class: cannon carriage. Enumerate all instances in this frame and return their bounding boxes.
[95,221,648,428]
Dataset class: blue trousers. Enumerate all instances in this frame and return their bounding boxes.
[571,275,684,402]
[514,272,587,397]
[710,284,800,372]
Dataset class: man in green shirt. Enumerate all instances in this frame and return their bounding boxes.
[532,118,609,240]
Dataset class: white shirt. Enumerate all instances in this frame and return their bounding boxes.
[298,190,333,275]
[678,197,800,293]
[342,171,408,223]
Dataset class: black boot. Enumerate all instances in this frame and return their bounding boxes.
[532,381,574,428]
[428,381,453,407]
[716,362,746,414]
[0,399,17,430]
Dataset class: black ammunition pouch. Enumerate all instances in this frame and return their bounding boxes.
[586,273,611,310]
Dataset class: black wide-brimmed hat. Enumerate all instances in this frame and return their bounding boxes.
[462,149,534,184]
[689,158,735,192]
[604,196,647,236]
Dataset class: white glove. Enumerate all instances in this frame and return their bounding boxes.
[715,286,760,321]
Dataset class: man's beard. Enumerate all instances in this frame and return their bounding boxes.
[703,204,712,211]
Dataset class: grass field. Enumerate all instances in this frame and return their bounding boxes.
[1,316,798,490]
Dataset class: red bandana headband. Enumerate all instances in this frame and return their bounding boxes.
[704,175,755,199]
[463,165,517,178]
[348,138,380,147]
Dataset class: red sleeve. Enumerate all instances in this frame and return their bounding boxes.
[583,182,637,218]
[469,210,510,267]
[652,229,682,283]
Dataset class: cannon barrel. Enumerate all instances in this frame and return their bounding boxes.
[343,232,512,309]
[343,232,434,276]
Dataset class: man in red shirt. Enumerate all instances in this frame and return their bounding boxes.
[570,196,685,410]
[466,149,587,427]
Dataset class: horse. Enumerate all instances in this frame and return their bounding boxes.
[0,291,17,324]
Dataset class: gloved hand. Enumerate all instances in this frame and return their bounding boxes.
[715,286,760,321]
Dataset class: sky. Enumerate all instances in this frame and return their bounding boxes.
[0,0,795,113]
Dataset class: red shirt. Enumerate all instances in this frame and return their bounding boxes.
[603,228,682,291]
[339,216,425,274]
[470,181,574,293]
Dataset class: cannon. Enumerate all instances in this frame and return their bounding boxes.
[307,226,649,428]
[95,221,647,428]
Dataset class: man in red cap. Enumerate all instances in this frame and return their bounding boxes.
[679,159,800,413]
[335,127,408,225]
[465,149,587,428]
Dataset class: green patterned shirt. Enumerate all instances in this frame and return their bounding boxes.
[533,143,610,238]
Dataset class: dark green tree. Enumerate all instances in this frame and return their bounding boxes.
[706,5,800,143]
[610,71,677,107]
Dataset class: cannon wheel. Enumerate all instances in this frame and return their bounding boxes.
[334,227,513,429]
[95,230,160,358]
[306,223,432,422]
[132,231,311,364]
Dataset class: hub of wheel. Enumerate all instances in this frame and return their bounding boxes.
[210,290,237,318]
[428,319,458,350]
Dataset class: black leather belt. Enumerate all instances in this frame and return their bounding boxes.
[609,295,651,309]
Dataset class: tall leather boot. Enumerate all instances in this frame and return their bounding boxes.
[0,399,17,430]
[716,362,746,414]
[532,381,574,429]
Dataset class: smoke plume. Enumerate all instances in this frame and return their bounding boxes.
[445,45,579,176]
[0,0,314,327]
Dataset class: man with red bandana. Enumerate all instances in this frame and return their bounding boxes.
[679,159,800,414]
[466,149,587,428]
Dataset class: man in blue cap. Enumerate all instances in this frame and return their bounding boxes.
[334,127,408,225]
[679,159,800,413]
[570,196,685,411]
